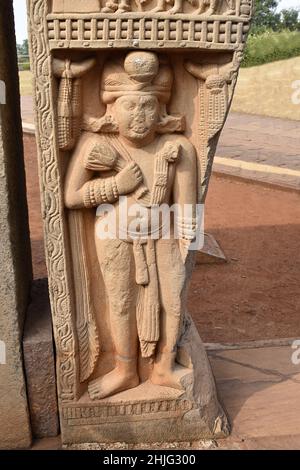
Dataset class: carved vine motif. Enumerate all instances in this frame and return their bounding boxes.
[28,0,78,401]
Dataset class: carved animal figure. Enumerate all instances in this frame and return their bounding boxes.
[102,0,148,12]
[153,0,235,15]
[153,0,197,14]
[196,0,236,15]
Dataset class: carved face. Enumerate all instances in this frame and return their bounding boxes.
[113,95,160,142]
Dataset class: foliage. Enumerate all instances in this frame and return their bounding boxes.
[252,0,281,33]
[242,29,300,67]
[18,62,30,71]
[17,39,29,58]
[251,1,300,33]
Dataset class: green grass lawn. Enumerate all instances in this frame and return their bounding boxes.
[19,70,33,96]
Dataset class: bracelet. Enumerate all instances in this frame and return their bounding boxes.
[112,177,119,200]
[83,181,94,208]
[175,217,197,240]
[105,178,114,203]
[83,177,119,208]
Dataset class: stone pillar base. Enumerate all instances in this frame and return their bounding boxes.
[61,318,229,445]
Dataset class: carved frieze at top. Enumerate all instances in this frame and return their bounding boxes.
[48,0,253,51]
[51,1,253,17]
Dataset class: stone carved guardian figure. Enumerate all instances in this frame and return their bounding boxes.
[64,52,199,400]
[29,0,254,445]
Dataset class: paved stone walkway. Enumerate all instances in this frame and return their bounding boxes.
[21,95,300,178]
[21,95,34,124]
[218,112,300,171]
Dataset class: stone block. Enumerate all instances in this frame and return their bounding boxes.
[23,279,59,438]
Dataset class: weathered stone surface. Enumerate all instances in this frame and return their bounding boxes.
[0,0,32,449]
[29,0,253,445]
[23,279,59,438]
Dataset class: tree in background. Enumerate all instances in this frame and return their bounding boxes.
[17,39,28,58]
[251,0,300,33]
[252,0,280,32]
[281,8,300,31]
[16,39,30,70]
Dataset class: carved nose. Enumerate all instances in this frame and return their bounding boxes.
[135,111,144,123]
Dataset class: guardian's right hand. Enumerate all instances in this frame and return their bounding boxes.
[115,162,143,195]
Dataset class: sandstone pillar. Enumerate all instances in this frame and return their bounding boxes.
[0,0,33,449]
[28,0,253,445]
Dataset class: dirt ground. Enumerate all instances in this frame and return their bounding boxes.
[23,134,300,344]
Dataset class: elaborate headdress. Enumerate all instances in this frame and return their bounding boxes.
[101,51,173,104]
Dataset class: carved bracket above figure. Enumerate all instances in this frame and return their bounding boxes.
[28,0,253,445]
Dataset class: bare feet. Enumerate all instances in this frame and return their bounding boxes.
[152,6,165,13]
[150,352,184,390]
[169,7,181,14]
[151,366,183,390]
[88,368,139,400]
[225,9,235,16]
[206,8,215,16]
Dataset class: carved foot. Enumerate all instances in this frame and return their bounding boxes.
[150,352,184,391]
[116,7,131,13]
[151,368,184,390]
[88,367,139,400]
[116,1,131,13]
[206,8,215,16]
[225,9,235,15]
[169,7,181,14]
[101,1,118,13]
[152,6,165,13]
[194,8,206,15]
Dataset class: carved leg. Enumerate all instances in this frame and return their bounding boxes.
[169,0,183,14]
[152,0,166,13]
[150,238,187,390]
[102,0,118,13]
[88,238,139,400]
[117,0,131,12]
[194,0,207,15]
[206,0,218,15]
[225,0,236,15]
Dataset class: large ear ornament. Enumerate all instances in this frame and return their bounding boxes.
[156,113,186,134]
[82,114,119,133]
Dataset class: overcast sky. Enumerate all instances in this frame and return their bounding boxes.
[13,0,300,44]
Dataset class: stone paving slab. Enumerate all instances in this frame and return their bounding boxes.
[218,112,300,171]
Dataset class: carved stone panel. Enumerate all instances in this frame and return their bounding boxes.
[28,0,253,444]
